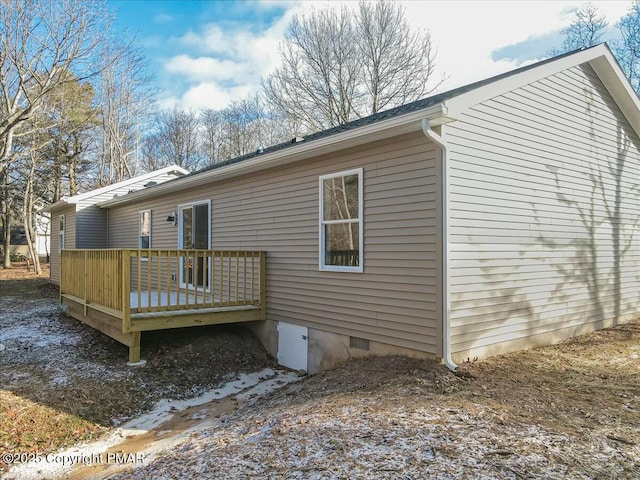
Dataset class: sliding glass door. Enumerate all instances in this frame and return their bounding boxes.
[179,201,210,289]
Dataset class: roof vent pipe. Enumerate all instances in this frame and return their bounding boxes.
[421,118,458,372]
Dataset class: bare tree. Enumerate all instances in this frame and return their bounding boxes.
[0,171,15,267]
[97,44,155,184]
[263,0,440,132]
[140,133,166,172]
[356,1,438,115]
[21,149,43,274]
[0,0,114,268]
[263,5,362,132]
[148,107,202,171]
[200,95,296,166]
[220,95,271,159]
[0,0,112,179]
[616,1,640,94]
[561,3,608,51]
[200,108,224,166]
[552,2,639,96]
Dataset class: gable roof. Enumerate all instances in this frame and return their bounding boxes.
[44,165,189,212]
[99,43,639,209]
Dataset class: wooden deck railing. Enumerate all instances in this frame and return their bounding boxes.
[61,249,266,329]
[60,249,124,313]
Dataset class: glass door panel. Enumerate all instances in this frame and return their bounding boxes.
[194,203,209,288]
[179,202,209,289]
[180,206,193,285]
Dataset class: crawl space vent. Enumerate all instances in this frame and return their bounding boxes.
[349,336,370,351]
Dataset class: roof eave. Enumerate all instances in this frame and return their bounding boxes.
[65,165,189,204]
[41,198,72,213]
[98,104,449,208]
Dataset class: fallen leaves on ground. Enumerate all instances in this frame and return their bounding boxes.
[110,322,640,479]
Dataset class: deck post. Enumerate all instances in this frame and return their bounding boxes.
[128,332,141,363]
[260,252,266,320]
[122,251,131,333]
[59,250,64,304]
[83,250,88,315]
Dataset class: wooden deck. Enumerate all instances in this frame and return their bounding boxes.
[60,249,266,362]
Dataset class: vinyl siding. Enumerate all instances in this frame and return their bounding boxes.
[76,205,108,248]
[75,171,182,249]
[75,206,107,248]
[446,64,640,358]
[107,132,441,354]
[50,205,76,285]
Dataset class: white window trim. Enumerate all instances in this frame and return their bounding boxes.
[177,199,211,250]
[58,214,65,253]
[138,209,151,259]
[319,168,364,273]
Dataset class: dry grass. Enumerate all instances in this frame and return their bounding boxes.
[0,390,106,459]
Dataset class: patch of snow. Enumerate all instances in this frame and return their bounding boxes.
[236,371,300,403]
[124,368,274,432]
[0,298,80,355]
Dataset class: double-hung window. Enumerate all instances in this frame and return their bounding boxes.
[139,210,151,254]
[58,215,65,252]
[319,168,363,272]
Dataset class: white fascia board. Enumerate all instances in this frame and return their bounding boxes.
[98,104,447,209]
[589,52,640,138]
[41,198,71,213]
[65,165,189,204]
[444,45,640,133]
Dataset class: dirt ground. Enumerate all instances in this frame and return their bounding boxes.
[0,265,277,474]
[109,324,640,479]
[2,263,640,478]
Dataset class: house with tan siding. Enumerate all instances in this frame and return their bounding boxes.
[49,44,640,373]
[45,165,188,284]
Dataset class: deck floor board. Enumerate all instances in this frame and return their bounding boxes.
[130,290,215,309]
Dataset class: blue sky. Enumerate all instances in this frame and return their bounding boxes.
[109,0,634,111]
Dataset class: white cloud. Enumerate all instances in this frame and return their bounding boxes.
[403,1,633,91]
[162,4,300,111]
[160,82,253,111]
[160,0,634,111]
[165,55,251,83]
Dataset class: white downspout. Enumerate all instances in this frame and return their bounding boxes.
[421,118,458,371]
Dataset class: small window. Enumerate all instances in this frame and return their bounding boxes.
[139,210,151,252]
[319,168,363,272]
[58,214,65,252]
